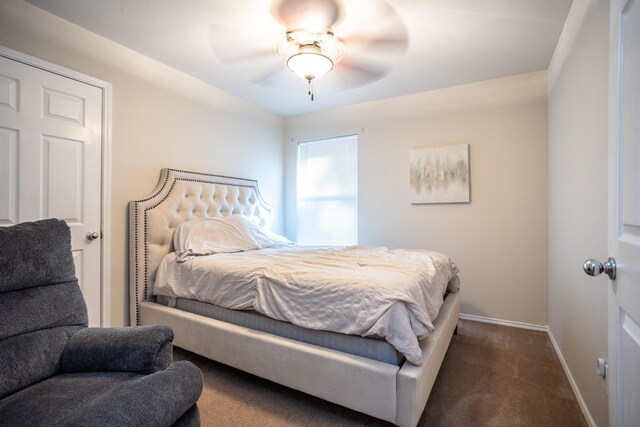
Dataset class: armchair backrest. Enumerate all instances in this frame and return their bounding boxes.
[0,219,88,398]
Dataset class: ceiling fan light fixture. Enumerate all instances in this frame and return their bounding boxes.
[286,44,334,81]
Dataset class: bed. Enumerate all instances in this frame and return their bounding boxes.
[129,168,460,427]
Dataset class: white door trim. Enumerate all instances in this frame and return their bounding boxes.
[0,45,113,327]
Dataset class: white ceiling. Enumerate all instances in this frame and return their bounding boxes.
[26,0,572,116]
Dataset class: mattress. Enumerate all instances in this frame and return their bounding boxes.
[157,296,405,365]
[154,245,460,364]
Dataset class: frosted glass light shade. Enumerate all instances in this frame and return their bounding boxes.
[287,48,334,80]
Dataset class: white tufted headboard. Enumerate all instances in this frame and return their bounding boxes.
[128,168,273,325]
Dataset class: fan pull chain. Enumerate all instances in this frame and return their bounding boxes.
[308,79,314,101]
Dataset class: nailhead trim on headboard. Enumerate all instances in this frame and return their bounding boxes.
[129,168,273,325]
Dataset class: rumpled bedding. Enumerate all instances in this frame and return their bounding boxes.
[154,245,460,365]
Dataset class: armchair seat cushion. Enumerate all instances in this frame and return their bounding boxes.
[0,371,143,426]
[0,361,202,427]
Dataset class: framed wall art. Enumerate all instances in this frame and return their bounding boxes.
[409,144,470,204]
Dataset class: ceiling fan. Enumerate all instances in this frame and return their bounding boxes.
[210,0,408,101]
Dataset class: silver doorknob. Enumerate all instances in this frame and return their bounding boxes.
[86,231,100,241]
[583,257,616,280]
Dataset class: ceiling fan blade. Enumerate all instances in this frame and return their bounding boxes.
[207,2,284,65]
[328,57,391,90]
[208,21,281,63]
[271,0,345,29]
[252,63,297,88]
[342,34,408,56]
[211,44,276,65]
[336,0,408,56]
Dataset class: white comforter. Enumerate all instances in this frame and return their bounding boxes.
[154,246,460,365]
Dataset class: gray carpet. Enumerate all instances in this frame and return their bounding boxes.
[174,320,587,426]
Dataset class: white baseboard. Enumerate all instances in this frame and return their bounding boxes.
[459,313,596,427]
[547,330,597,427]
[459,313,548,332]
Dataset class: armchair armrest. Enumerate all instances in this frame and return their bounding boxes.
[61,325,174,374]
[61,361,203,426]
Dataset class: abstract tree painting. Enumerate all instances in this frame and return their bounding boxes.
[410,144,470,204]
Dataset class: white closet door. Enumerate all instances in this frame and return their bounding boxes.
[0,55,102,326]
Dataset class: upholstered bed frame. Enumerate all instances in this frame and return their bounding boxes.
[129,168,460,426]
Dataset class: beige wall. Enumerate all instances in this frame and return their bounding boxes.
[285,72,549,326]
[0,0,285,326]
[548,0,609,425]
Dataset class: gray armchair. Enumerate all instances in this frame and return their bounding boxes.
[0,219,203,426]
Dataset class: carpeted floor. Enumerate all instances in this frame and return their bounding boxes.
[174,320,587,426]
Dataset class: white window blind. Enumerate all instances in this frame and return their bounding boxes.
[297,135,358,246]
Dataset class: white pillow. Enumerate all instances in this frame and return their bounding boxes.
[240,217,293,248]
[173,216,259,262]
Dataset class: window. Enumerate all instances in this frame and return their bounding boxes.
[297,135,358,245]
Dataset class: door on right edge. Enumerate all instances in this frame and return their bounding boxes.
[608,0,640,425]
